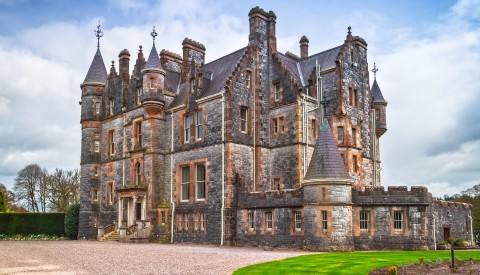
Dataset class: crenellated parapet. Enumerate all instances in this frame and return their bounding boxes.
[237,189,303,209]
[352,186,431,205]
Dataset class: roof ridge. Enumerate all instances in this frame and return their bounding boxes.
[204,47,248,67]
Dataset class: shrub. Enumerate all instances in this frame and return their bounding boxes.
[0,213,65,235]
[64,204,80,240]
[388,266,398,275]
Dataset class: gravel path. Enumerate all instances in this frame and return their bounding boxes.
[0,241,310,274]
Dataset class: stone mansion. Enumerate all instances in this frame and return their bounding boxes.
[78,7,472,250]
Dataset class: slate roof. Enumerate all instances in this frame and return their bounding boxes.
[371,79,386,102]
[165,69,181,93]
[303,119,350,181]
[145,44,162,70]
[277,53,300,82]
[297,46,341,85]
[168,47,247,108]
[83,49,107,85]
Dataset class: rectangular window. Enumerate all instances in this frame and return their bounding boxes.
[136,121,142,148]
[181,166,190,201]
[322,187,326,200]
[196,111,202,140]
[273,118,278,134]
[93,190,98,201]
[394,211,403,232]
[353,89,358,107]
[190,78,195,93]
[360,210,370,232]
[337,126,344,144]
[341,154,346,165]
[196,164,206,200]
[274,83,280,102]
[273,178,280,191]
[178,214,183,230]
[94,140,100,153]
[322,210,328,233]
[184,213,189,230]
[95,102,100,114]
[279,117,285,133]
[375,109,380,120]
[161,211,166,225]
[294,211,302,232]
[109,99,114,115]
[194,213,199,230]
[200,212,205,231]
[266,212,273,232]
[240,107,248,133]
[106,182,113,205]
[248,211,254,231]
[184,115,191,143]
[108,130,115,155]
[150,78,154,90]
[136,87,143,105]
[246,71,252,89]
[311,119,316,138]
[352,128,357,147]
[94,167,99,177]
[348,87,353,105]
[353,155,358,172]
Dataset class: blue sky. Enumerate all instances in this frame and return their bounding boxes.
[0,0,479,198]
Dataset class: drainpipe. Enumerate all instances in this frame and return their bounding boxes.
[371,108,377,186]
[122,110,126,187]
[170,112,175,243]
[468,215,474,246]
[252,59,256,192]
[432,214,437,250]
[302,96,306,177]
[221,91,226,245]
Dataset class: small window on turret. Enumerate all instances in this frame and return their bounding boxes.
[149,78,154,90]
[375,109,380,120]
[95,102,100,114]
[337,126,344,144]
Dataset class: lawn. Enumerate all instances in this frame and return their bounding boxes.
[233,250,480,274]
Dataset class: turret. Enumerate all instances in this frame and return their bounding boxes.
[371,63,387,137]
[141,27,165,117]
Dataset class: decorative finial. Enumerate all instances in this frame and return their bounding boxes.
[371,63,378,79]
[347,26,352,36]
[150,26,158,45]
[94,21,104,49]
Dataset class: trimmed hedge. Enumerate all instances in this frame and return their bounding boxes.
[0,213,65,235]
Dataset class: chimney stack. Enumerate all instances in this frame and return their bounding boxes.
[300,36,309,59]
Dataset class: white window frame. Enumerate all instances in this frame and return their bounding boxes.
[394,211,404,232]
[94,140,100,153]
[246,71,252,89]
[196,111,202,140]
[248,211,254,231]
[184,115,191,143]
[196,164,206,201]
[181,166,190,202]
[294,211,302,232]
[337,126,344,144]
[240,107,248,133]
[360,210,370,232]
[190,78,195,93]
[200,212,205,231]
[149,78,154,90]
[274,83,280,102]
[109,99,114,115]
[161,211,166,225]
[136,87,143,105]
[109,130,115,156]
[266,212,273,232]
[95,102,100,114]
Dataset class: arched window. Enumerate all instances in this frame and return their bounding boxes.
[135,162,141,185]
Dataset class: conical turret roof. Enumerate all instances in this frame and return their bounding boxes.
[303,119,350,182]
[82,48,107,85]
[372,79,386,103]
[144,44,162,70]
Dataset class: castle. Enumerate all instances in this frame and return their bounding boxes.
[78,7,472,250]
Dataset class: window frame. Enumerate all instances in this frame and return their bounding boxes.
[352,128,357,147]
[200,212,205,231]
[136,121,142,148]
[321,210,328,234]
[294,211,302,232]
[273,178,280,191]
[181,166,190,202]
[136,87,143,106]
[94,140,100,153]
[95,102,100,114]
[184,213,189,231]
[195,163,206,201]
[196,111,203,140]
[273,118,278,135]
[190,78,195,93]
[337,126,344,144]
[193,213,199,231]
[360,210,370,232]
[265,212,273,232]
[246,71,252,89]
[393,210,404,232]
[178,214,183,230]
[135,162,141,185]
[240,107,248,133]
[109,99,114,115]
[184,114,191,143]
[274,83,280,102]
[106,182,114,205]
[149,78,154,90]
[248,211,255,231]
[108,130,115,156]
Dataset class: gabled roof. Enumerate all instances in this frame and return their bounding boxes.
[168,47,247,108]
[371,79,386,103]
[83,49,107,85]
[303,119,350,182]
[297,46,341,85]
[144,44,162,70]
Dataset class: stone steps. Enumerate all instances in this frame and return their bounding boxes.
[101,230,120,242]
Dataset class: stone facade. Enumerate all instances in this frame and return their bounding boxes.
[78,7,472,250]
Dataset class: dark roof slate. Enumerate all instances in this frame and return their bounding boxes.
[297,46,341,85]
[371,79,386,102]
[303,119,349,181]
[165,69,181,93]
[83,49,107,84]
[145,44,162,70]
[277,53,300,83]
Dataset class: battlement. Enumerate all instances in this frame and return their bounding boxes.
[182,37,206,51]
[160,49,182,61]
[352,186,431,205]
[248,6,276,19]
[431,199,472,209]
[238,189,303,209]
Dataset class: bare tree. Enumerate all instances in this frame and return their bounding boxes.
[48,168,80,212]
[14,164,44,212]
[37,168,50,212]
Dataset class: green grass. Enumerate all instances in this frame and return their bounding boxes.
[233,250,480,274]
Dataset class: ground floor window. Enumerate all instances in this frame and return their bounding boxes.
[294,211,302,232]
[265,212,273,232]
[248,211,255,231]
[200,212,205,231]
[393,211,403,232]
[360,210,370,232]
[322,210,328,233]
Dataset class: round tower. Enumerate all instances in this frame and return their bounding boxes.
[78,24,108,239]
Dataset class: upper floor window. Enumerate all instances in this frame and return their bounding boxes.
[136,87,143,106]
[274,83,280,102]
[184,115,191,143]
[360,210,370,232]
[246,71,252,89]
[273,118,278,135]
[93,190,99,201]
[149,78,154,90]
[352,128,357,147]
[375,109,380,120]
[136,121,142,148]
[196,111,202,140]
[393,211,404,232]
[109,99,114,115]
[108,130,115,156]
[106,182,114,205]
[190,78,195,93]
[279,117,285,133]
[196,164,206,200]
[94,141,100,153]
[240,107,248,133]
[353,155,358,173]
[95,102,100,114]
[94,167,99,177]
[311,119,316,139]
[181,166,190,202]
[321,210,328,233]
[337,126,344,144]
[273,178,280,191]
[135,162,141,185]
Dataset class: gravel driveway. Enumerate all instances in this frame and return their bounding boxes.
[0,241,309,274]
